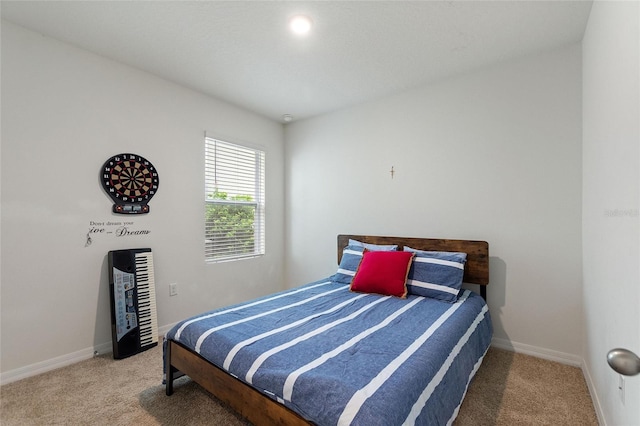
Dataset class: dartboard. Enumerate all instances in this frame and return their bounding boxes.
[101,153,159,214]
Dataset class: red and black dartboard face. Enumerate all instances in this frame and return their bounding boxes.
[101,153,159,214]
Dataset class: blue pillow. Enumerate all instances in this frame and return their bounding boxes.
[333,245,365,284]
[404,250,467,302]
[348,239,398,251]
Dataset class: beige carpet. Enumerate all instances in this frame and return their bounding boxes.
[1,345,597,425]
[455,348,598,426]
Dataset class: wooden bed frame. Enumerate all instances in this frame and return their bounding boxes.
[165,235,489,426]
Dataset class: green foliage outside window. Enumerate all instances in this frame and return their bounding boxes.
[205,190,256,257]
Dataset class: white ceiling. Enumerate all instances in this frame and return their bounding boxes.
[1,1,593,123]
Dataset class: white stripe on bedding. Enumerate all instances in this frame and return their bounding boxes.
[194,285,346,353]
[223,293,369,370]
[174,281,333,340]
[282,296,425,402]
[446,340,491,426]
[413,256,465,269]
[245,295,392,385]
[407,279,460,295]
[404,301,489,426]
[337,291,471,426]
[336,268,356,276]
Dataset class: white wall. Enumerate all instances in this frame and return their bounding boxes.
[285,45,584,361]
[582,1,640,424]
[0,21,285,378]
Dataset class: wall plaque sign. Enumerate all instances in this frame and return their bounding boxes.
[85,220,151,247]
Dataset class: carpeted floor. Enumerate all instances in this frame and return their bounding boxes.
[0,345,597,425]
[455,348,598,425]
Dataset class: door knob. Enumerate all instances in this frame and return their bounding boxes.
[607,348,640,376]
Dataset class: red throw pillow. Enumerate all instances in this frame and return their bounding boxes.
[350,250,415,298]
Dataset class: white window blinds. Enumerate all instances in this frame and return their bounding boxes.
[205,137,265,262]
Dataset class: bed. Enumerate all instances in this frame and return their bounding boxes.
[164,235,492,425]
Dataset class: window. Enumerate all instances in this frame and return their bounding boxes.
[205,136,265,262]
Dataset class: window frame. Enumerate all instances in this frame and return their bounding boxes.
[204,135,265,263]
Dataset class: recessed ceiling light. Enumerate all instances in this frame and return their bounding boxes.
[289,15,313,35]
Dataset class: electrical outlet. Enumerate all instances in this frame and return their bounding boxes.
[618,375,625,405]
[169,283,178,296]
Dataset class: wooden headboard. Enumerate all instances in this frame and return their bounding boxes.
[338,234,489,297]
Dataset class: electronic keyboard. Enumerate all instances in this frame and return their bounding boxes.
[108,248,159,359]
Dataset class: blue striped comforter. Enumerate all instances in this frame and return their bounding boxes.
[165,278,492,426]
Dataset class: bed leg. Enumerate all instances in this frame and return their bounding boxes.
[166,372,175,396]
[165,340,174,396]
[480,285,487,301]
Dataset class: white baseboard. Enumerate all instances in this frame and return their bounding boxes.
[491,337,583,367]
[1,341,112,385]
[580,359,607,426]
[0,322,179,386]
